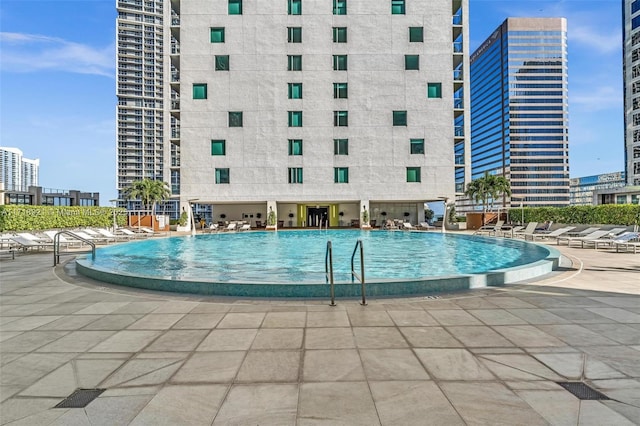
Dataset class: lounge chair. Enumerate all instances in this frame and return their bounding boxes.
[43,230,83,248]
[84,228,117,243]
[117,228,148,239]
[565,227,601,238]
[474,220,505,236]
[417,222,436,230]
[96,228,131,241]
[513,222,538,239]
[140,227,161,236]
[222,223,237,232]
[204,223,219,233]
[591,232,640,251]
[498,225,523,238]
[556,230,615,247]
[575,228,628,249]
[402,222,417,231]
[527,226,576,242]
[0,248,15,259]
[10,236,54,251]
[238,224,251,232]
[17,232,49,243]
[71,231,110,245]
[610,232,640,253]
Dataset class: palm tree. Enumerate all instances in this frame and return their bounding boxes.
[465,172,511,223]
[123,179,172,227]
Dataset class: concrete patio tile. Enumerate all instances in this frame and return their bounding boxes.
[29,302,94,315]
[360,349,430,380]
[370,381,464,425]
[0,353,77,389]
[0,316,61,331]
[387,310,438,326]
[483,296,537,309]
[440,381,548,425]
[446,326,515,347]
[151,301,198,314]
[493,325,567,347]
[530,353,585,379]
[127,313,185,330]
[514,389,579,425]
[546,308,615,323]
[89,330,162,352]
[73,302,130,315]
[102,355,186,387]
[0,304,58,317]
[171,313,225,329]
[36,330,116,352]
[0,385,21,403]
[196,329,257,351]
[581,323,640,345]
[172,351,246,383]
[130,384,226,426]
[81,314,143,330]
[0,397,62,425]
[477,354,564,381]
[304,327,355,349]
[601,401,640,425]
[0,331,69,353]
[507,308,572,324]
[586,308,640,323]
[262,311,307,328]
[578,400,637,425]
[298,382,379,425]
[53,394,155,426]
[399,326,462,347]
[451,297,499,310]
[347,310,394,326]
[353,327,408,348]
[590,378,640,408]
[216,312,266,328]
[189,303,231,314]
[251,328,303,349]
[537,324,619,346]
[213,384,298,425]
[236,350,300,382]
[505,380,566,391]
[579,346,640,377]
[467,308,528,325]
[35,314,102,330]
[0,332,23,343]
[590,297,640,308]
[303,349,365,382]
[111,301,163,314]
[584,357,628,380]
[414,349,495,380]
[428,309,483,326]
[144,329,209,352]
[306,310,350,327]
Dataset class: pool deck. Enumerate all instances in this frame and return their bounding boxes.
[1,239,639,425]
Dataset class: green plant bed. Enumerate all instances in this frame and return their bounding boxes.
[0,205,127,231]
[514,204,640,226]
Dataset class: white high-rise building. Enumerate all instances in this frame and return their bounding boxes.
[0,147,39,192]
[117,0,470,226]
[623,0,640,186]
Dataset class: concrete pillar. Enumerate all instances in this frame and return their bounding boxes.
[417,203,425,225]
[360,200,370,228]
[266,200,278,228]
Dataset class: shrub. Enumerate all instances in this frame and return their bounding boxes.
[0,205,128,231]
[514,204,640,226]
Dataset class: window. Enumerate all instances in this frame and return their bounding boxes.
[405,55,419,70]
[288,0,301,15]
[334,167,349,183]
[288,55,302,71]
[288,27,302,43]
[393,111,407,126]
[333,27,347,43]
[333,0,346,15]
[288,83,302,99]
[193,83,207,99]
[288,111,303,127]
[288,139,303,155]
[334,139,348,155]
[410,139,424,154]
[333,83,348,99]
[228,0,242,15]
[391,0,405,14]
[215,168,230,184]
[211,140,226,155]
[334,110,348,126]
[288,168,303,183]
[406,167,421,182]
[409,27,423,42]
[427,82,442,98]
[215,55,229,71]
[228,111,243,127]
[211,27,225,43]
[333,55,347,70]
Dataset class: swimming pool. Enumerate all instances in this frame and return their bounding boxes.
[75,230,560,298]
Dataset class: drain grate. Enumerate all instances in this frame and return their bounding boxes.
[423,295,441,300]
[54,388,106,408]
[557,382,610,400]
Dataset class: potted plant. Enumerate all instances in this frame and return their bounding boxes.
[267,207,277,229]
[288,212,294,227]
[362,206,369,228]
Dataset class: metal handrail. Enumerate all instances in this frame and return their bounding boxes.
[53,231,96,266]
[351,239,367,305]
[325,241,336,306]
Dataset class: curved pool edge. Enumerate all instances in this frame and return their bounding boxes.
[75,244,561,298]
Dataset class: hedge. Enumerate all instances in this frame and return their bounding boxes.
[0,205,128,232]
[509,204,640,226]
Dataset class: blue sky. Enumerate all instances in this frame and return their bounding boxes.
[0,0,624,205]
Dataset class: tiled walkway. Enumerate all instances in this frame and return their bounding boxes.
[0,243,639,425]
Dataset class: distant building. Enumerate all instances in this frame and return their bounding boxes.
[570,172,627,205]
[623,0,640,186]
[0,147,39,192]
[466,18,569,211]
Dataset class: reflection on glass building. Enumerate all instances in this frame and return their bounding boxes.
[570,171,626,205]
[467,18,569,210]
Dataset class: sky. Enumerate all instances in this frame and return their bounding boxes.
[0,0,625,205]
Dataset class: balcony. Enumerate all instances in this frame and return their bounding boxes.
[455,154,464,165]
[454,126,464,137]
[453,41,463,53]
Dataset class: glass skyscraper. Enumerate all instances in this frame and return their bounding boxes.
[623,0,640,186]
[468,18,569,209]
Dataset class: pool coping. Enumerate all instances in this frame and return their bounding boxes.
[75,240,561,298]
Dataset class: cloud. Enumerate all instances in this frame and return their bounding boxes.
[571,85,622,112]
[0,32,114,77]
[569,22,620,55]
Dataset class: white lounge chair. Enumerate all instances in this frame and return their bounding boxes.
[474,220,505,236]
[96,228,131,241]
[238,224,251,232]
[592,231,640,251]
[43,230,83,248]
[576,228,627,249]
[10,236,53,251]
[417,222,436,230]
[402,222,417,231]
[71,231,110,245]
[610,232,640,253]
[556,230,614,248]
[222,223,237,232]
[118,228,148,239]
[84,228,117,243]
[513,222,538,239]
[527,226,576,242]
[204,223,219,233]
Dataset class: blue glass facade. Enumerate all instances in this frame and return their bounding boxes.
[469,18,569,208]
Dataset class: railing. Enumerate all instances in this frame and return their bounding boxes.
[53,231,95,266]
[325,241,336,306]
[351,240,366,306]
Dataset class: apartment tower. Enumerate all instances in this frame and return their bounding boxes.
[0,147,39,192]
[623,0,640,186]
[468,18,569,209]
[117,0,470,226]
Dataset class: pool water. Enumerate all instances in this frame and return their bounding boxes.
[85,230,551,284]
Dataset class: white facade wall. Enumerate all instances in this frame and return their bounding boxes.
[178,0,461,205]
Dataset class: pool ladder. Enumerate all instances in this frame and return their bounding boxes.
[325,239,366,306]
[53,230,95,266]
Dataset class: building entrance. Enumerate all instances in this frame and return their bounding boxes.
[306,207,328,227]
